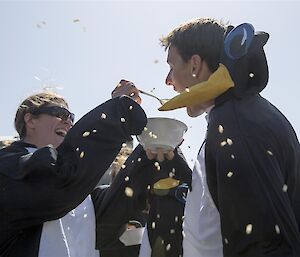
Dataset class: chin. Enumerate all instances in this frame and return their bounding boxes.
[187,107,205,117]
[53,138,64,148]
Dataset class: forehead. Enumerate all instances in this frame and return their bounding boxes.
[167,45,182,64]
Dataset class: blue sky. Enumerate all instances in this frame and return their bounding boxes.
[1,0,299,167]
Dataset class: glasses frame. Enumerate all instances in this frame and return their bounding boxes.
[32,105,75,123]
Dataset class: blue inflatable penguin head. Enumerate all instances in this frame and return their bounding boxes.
[222,23,269,97]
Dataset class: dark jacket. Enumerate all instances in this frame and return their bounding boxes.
[93,145,191,257]
[205,24,300,257]
[0,96,147,257]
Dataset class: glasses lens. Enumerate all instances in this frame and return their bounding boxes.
[69,113,75,123]
[55,107,75,122]
[33,106,75,122]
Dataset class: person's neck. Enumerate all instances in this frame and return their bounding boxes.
[205,103,215,114]
[22,136,41,149]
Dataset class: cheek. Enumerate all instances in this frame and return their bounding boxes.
[175,72,191,91]
[175,64,190,82]
[43,122,55,132]
[39,120,58,136]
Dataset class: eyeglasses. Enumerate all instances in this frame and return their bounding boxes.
[32,105,75,123]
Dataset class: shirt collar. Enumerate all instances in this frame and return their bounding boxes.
[205,104,215,123]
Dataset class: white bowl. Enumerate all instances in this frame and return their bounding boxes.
[137,117,188,151]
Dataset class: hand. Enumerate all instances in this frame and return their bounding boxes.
[112,79,141,105]
[145,148,175,162]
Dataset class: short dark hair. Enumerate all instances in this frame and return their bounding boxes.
[14,91,69,139]
[160,18,227,72]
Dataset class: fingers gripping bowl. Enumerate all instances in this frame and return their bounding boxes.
[137,117,188,151]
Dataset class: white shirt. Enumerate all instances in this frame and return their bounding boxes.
[25,147,99,257]
[182,136,223,256]
[138,226,151,257]
[38,195,100,257]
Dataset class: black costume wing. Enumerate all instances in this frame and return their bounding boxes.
[0,96,146,255]
[92,145,191,257]
[206,93,300,257]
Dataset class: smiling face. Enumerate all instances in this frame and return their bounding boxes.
[24,104,73,148]
[15,91,73,149]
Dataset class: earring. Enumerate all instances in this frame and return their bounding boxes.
[192,74,196,77]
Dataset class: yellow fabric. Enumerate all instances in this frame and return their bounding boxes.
[153,177,180,190]
[159,64,234,111]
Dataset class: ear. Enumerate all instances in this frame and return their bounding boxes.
[24,113,36,130]
[189,54,203,77]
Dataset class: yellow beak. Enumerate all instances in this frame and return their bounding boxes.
[159,64,234,111]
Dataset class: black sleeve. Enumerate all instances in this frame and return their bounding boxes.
[0,96,147,231]
[92,144,191,255]
[146,149,191,257]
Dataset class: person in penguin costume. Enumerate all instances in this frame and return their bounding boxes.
[150,17,300,257]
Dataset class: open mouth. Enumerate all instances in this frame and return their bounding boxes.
[55,129,67,137]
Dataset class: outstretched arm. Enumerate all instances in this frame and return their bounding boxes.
[0,96,147,231]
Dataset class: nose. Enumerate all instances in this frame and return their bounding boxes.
[165,70,173,86]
